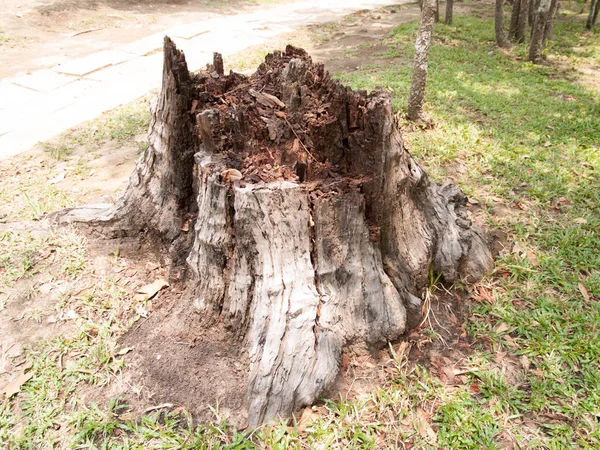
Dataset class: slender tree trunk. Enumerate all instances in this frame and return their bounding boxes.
[435,0,440,22]
[516,0,530,42]
[407,0,436,121]
[529,0,539,26]
[587,0,599,29]
[445,0,454,24]
[495,0,512,48]
[529,0,553,63]
[543,0,560,43]
[509,0,521,39]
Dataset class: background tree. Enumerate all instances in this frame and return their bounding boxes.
[509,0,530,42]
[529,0,553,63]
[445,0,454,24]
[587,0,599,29]
[495,0,512,48]
[407,0,436,121]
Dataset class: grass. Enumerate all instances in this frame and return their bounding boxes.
[0,98,150,222]
[1,4,600,449]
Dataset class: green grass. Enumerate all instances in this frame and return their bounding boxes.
[1,7,600,449]
[337,10,600,448]
[41,100,151,161]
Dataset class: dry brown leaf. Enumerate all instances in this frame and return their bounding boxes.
[573,217,588,225]
[495,322,510,334]
[116,346,134,356]
[2,368,34,399]
[135,279,169,301]
[525,251,540,267]
[512,241,524,256]
[495,351,506,364]
[416,409,437,441]
[578,283,590,303]
[520,355,531,371]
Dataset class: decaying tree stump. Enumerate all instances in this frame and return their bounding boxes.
[53,38,493,427]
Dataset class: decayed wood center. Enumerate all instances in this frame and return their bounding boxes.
[53,38,493,427]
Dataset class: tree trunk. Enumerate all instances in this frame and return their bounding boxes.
[509,0,521,39]
[587,0,599,29]
[435,0,440,22]
[445,0,454,24]
[529,0,553,63]
[516,0,530,42]
[495,0,512,48]
[529,0,540,26]
[543,0,560,43]
[509,0,530,42]
[51,40,493,428]
[407,0,436,121]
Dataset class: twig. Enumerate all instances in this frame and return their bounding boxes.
[71,28,103,37]
[283,117,318,162]
[144,403,174,413]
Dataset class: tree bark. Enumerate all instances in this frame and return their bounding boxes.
[407,0,436,121]
[587,0,599,29]
[509,0,521,39]
[516,0,530,42]
[529,0,553,63]
[495,0,512,48]
[509,0,530,42]
[435,0,440,22]
[445,0,454,24]
[51,40,493,428]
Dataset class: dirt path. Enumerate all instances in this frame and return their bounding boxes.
[0,0,278,79]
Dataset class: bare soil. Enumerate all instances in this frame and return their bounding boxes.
[0,0,287,79]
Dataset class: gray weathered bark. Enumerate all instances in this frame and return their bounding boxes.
[51,41,493,428]
[495,0,512,48]
[445,0,454,24]
[407,0,436,121]
[529,0,553,63]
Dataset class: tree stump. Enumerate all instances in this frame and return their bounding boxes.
[53,38,493,427]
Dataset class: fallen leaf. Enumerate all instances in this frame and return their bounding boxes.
[520,355,531,371]
[573,217,588,225]
[416,409,437,441]
[116,346,134,356]
[135,279,169,301]
[494,322,510,334]
[543,141,552,147]
[2,368,34,399]
[525,251,540,267]
[495,351,506,364]
[48,172,65,184]
[578,283,590,303]
[512,241,524,256]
